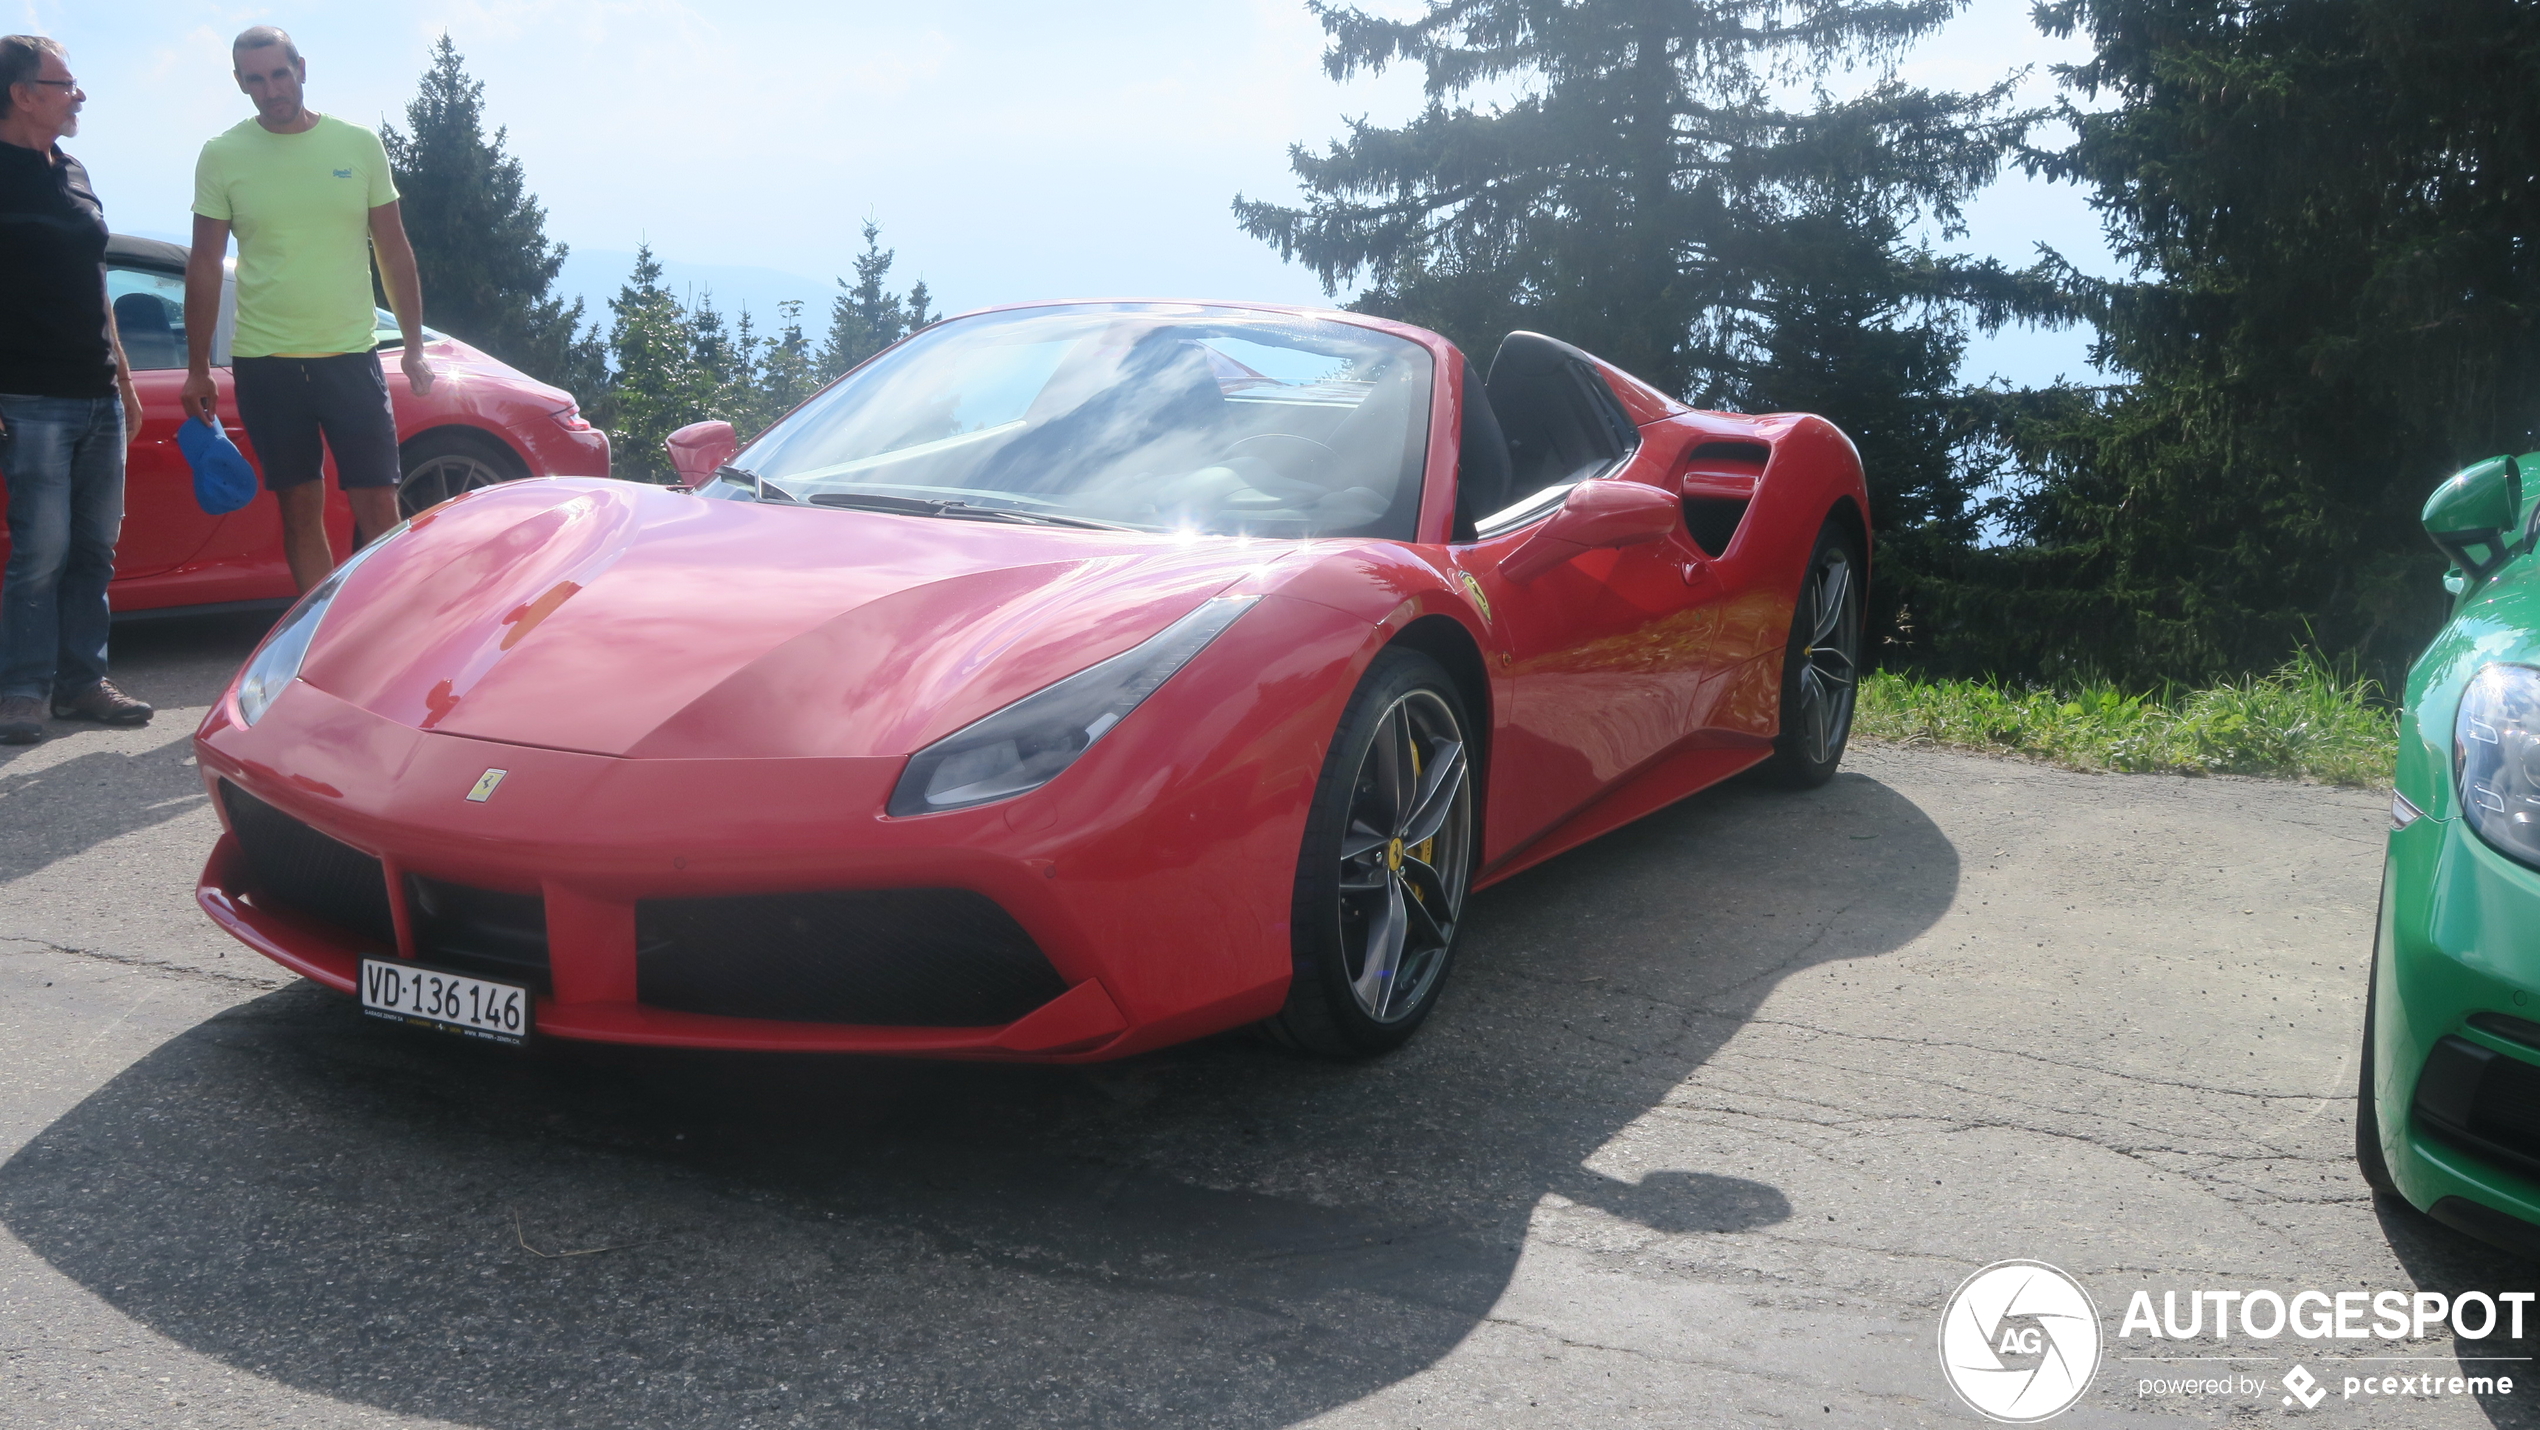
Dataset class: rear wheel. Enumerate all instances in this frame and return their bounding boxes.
[398,430,525,518]
[1265,648,1476,1058]
[1759,518,1864,788]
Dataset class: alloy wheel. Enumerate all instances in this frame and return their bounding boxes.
[1794,548,1860,765]
[398,451,509,518]
[1334,688,1473,1023]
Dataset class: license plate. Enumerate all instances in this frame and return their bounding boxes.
[360,958,531,1045]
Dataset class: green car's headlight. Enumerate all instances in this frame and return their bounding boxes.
[2456,662,2540,867]
[234,525,408,726]
[887,595,1260,817]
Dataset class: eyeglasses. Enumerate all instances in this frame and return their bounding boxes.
[24,78,78,91]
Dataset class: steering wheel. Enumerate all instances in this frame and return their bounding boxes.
[1223,433,1338,483]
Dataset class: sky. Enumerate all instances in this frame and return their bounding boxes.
[16,0,2116,388]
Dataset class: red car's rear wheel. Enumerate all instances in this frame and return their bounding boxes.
[1269,648,1476,1058]
[1761,518,1864,788]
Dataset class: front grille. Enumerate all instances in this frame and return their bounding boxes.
[219,780,396,948]
[407,876,551,991]
[2415,1034,2540,1180]
[636,889,1066,1026]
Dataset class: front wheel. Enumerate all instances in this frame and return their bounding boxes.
[2357,903,2400,1196]
[1758,518,1864,788]
[1265,648,1477,1058]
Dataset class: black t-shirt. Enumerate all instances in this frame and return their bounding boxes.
[0,141,113,399]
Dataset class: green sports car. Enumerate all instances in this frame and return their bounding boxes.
[2361,451,2540,1253]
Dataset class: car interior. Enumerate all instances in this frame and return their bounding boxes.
[105,235,232,369]
[1458,331,1641,537]
[111,291,184,371]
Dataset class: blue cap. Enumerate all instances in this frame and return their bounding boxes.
[178,414,260,516]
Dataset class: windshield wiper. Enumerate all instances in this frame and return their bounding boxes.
[719,466,797,503]
[804,492,1130,530]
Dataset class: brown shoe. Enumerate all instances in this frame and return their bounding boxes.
[52,679,152,726]
[0,694,45,744]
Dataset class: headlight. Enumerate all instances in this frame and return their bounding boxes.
[233,525,408,726]
[2456,662,2540,867]
[887,595,1260,816]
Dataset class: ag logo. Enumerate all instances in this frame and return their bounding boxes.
[2283,1364,2327,1409]
[1939,1260,2101,1422]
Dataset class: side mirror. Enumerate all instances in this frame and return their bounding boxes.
[2426,454,2524,580]
[1499,480,1682,584]
[664,420,739,491]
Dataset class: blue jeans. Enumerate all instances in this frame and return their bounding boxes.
[0,393,124,700]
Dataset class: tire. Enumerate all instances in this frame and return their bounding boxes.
[1758,516,1865,788]
[2357,905,2401,1197]
[1264,648,1478,1058]
[397,429,527,518]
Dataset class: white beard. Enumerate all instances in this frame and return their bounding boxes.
[58,112,77,138]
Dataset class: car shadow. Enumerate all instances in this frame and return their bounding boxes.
[0,766,1956,1427]
[0,612,271,883]
[2377,1196,2540,1427]
[0,745,207,883]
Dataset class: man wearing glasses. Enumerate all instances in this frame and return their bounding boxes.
[181,25,433,594]
[0,35,151,745]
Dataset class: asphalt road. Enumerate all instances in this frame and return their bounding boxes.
[0,612,2523,1428]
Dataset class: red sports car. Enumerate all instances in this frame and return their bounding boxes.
[192,300,1868,1061]
[0,235,610,615]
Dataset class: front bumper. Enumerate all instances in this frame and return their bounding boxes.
[2376,811,2540,1232]
[193,677,1311,1061]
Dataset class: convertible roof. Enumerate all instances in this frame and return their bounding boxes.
[107,233,188,273]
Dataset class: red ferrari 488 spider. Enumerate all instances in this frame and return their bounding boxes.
[193,300,1869,1061]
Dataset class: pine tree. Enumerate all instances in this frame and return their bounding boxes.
[750,299,821,431]
[820,221,924,378]
[1927,0,2540,684]
[1238,0,2056,594]
[383,36,604,403]
[688,291,739,395]
[604,244,713,481]
[596,228,940,474]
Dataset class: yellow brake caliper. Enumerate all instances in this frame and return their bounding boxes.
[1406,738,1435,897]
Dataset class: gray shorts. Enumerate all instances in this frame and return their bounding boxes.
[231,352,400,491]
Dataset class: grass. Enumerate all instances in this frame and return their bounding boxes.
[1854,651,2399,786]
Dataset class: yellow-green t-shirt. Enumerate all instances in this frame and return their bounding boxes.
[192,115,398,358]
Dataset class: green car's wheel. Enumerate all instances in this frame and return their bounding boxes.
[2357,899,2400,1196]
[1759,517,1863,788]
[1266,647,1476,1058]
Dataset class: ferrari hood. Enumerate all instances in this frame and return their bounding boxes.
[296,479,1297,759]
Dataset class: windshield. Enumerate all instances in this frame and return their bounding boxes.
[371,308,448,349]
[732,303,1435,539]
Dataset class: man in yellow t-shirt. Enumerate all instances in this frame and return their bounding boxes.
[180,25,434,591]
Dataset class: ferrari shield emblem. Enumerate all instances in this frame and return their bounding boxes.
[1458,570,1493,622]
[465,768,508,803]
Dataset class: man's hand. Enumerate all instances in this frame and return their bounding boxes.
[180,369,219,423]
[401,347,435,397]
[119,373,144,446]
